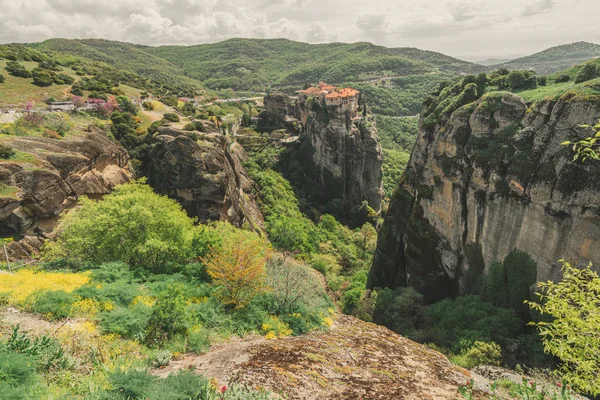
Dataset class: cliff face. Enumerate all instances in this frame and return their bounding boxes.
[299,101,384,213]
[260,90,384,216]
[0,129,133,239]
[369,91,600,302]
[144,128,264,233]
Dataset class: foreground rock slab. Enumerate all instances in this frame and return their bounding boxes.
[156,315,481,400]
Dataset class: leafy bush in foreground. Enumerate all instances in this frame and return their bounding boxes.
[44,181,218,272]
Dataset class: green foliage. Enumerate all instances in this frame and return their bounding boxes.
[29,290,77,320]
[32,39,202,97]
[372,287,424,335]
[265,256,331,317]
[451,340,501,369]
[554,74,571,83]
[483,249,537,318]
[420,295,522,353]
[5,61,31,78]
[562,120,600,162]
[146,283,191,346]
[97,369,271,400]
[349,74,455,116]
[376,115,418,151]
[143,38,477,91]
[45,181,215,272]
[574,61,599,83]
[527,261,600,395]
[110,110,139,150]
[506,70,537,91]
[0,144,15,159]
[382,148,410,198]
[0,345,44,400]
[0,74,4,84]
[100,304,152,341]
[163,112,180,122]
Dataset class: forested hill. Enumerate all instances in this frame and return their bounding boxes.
[144,38,483,90]
[32,38,481,91]
[489,41,600,75]
[30,38,201,93]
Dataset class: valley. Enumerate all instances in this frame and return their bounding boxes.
[0,36,599,399]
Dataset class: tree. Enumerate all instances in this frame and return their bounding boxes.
[526,261,600,395]
[0,144,15,159]
[44,180,213,272]
[265,254,326,315]
[574,62,598,84]
[201,223,271,309]
[110,110,139,150]
[241,113,252,127]
[475,73,488,97]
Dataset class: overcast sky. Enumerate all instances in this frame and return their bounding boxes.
[0,0,598,61]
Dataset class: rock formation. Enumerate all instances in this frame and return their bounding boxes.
[0,128,133,239]
[369,89,600,302]
[144,127,265,233]
[260,89,384,217]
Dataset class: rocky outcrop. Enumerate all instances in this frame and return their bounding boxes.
[298,101,384,214]
[154,314,485,399]
[260,92,384,217]
[144,128,264,233]
[0,128,133,239]
[256,91,298,133]
[369,90,600,302]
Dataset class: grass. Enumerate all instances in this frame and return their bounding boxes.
[514,78,600,102]
[0,184,19,198]
[0,60,80,108]
[0,150,38,164]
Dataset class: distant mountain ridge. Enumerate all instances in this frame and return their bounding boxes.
[489,41,600,75]
[30,38,481,92]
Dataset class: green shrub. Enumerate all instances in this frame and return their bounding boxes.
[0,346,44,400]
[187,327,211,354]
[146,283,191,346]
[483,249,537,318]
[44,181,217,272]
[372,287,424,336]
[100,305,152,341]
[105,370,156,399]
[451,340,501,369]
[29,290,77,320]
[152,350,172,368]
[5,61,31,78]
[421,295,522,353]
[163,113,180,122]
[0,74,5,84]
[0,144,15,159]
[265,256,331,316]
[554,74,571,83]
[76,279,140,308]
[574,62,598,84]
[149,370,209,400]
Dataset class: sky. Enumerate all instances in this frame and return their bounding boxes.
[0,0,598,61]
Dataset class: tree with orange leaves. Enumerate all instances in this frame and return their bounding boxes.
[202,223,272,309]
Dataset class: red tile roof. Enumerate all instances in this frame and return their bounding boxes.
[298,82,359,99]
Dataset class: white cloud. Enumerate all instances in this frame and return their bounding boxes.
[522,0,554,17]
[0,0,597,59]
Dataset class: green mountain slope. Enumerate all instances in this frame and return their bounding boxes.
[147,38,480,90]
[32,38,202,94]
[490,41,600,75]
